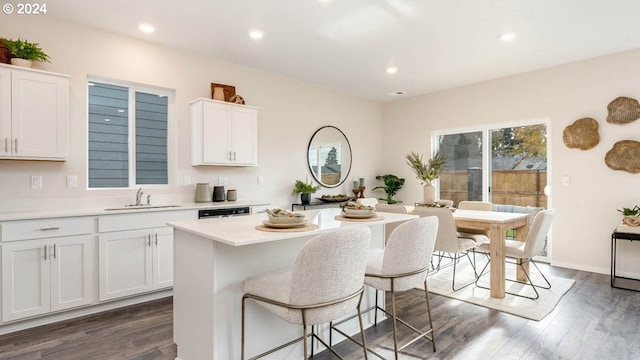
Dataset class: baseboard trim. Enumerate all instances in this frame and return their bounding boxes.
[0,289,173,336]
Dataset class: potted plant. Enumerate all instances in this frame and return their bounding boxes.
[373,174,405,204]
[292,177,321,205]
[405,150,447,204]
[2,37,50,68]
[617,205,640,227]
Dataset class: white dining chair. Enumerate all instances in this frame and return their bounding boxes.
[241,226,371,359]
[475,209,556,300]
[414,206,486,291]
[457,201,493,240]
[375,203,409,242]
[332,217,439,359]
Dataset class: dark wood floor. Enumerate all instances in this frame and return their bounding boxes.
[1,264,639,360]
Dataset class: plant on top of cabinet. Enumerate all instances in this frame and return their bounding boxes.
[2,37,50,68]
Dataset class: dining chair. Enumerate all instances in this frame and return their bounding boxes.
[375,203,409,242]
[457,201,493,240]
[475,209,556,300]
[414,206,486,291]
[332,217,439,359]
[241,226,371,360]
[458,201,493,211]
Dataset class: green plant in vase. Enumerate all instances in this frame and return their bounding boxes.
[292,177,321,205]
[405,150,447,204]
[373,174,405,204]
[2,37,50,67]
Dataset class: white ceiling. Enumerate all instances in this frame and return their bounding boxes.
[51,0,640,102]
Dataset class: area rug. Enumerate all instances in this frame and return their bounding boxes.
[423,259,575,321]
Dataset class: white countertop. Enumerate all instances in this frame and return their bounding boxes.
[168,208,418,247]
[0,200,270,221]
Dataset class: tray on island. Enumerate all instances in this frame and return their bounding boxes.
[316,196,350,203]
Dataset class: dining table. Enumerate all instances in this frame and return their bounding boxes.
[451,209,530,298]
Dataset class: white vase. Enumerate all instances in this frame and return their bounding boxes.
[10,58,32,68]
[423,183,436,205]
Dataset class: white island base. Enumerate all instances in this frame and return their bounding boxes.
[169,208,418,360]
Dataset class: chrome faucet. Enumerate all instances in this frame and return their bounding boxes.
[136,188,144,206]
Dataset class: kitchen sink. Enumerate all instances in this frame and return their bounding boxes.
[104,205,183,211]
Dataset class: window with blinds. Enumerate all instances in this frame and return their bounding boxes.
[88,81,170,188]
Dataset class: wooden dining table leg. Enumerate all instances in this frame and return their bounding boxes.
[515,223,530,282]
[489,224,506,298]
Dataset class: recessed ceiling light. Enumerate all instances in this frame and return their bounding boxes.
[387,90,406,96]
[139,23,155,33]
[500,32,516,42]
[249,30,264,40]
[386,66,399,74]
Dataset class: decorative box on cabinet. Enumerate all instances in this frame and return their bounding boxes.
[1,217,94,322]
[190,98,258,166]
[0,64,69,160]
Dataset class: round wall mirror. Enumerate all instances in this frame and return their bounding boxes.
[307,126,352,188]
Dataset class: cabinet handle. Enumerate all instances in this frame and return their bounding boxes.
[14,138,17,153]
[147,234,152,247]
[52,244,57,259]
[233,151,237,161]
[4,138,7,153]
[228,151,232,161]
[43,245,47,260]
[40,227,60,231]
[154,233,158,246]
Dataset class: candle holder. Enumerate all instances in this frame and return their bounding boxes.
[351,186,365,199]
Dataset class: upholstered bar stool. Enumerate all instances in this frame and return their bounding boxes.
[333,217,439,359]
[241,226,371,360]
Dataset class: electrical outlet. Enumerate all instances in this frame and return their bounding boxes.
[258,176,264,185]
[218,176,228,186]
[66,175,77,188]
[183,176,191,185]
[31,175,42,189]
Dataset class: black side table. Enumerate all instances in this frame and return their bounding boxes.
[291,201,346,211]
[611,230,640,291]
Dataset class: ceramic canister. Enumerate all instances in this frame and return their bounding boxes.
[194,183,212,203]
[212,186,226,202]
[226,189,237,201]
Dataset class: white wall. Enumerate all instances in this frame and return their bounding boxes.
[382,49,640,275]
[3,14,639,276]
[0,15,382,212]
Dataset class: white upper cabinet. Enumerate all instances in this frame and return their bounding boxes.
[191,98,258,166]
[0,64,69,160]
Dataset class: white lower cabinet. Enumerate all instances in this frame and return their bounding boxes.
[98,227,173,301]
[1,235,93,322]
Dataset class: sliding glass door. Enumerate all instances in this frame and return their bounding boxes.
[489,124,547,208]
[436,121,548,208]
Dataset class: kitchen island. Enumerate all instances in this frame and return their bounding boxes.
[167,208,418,360]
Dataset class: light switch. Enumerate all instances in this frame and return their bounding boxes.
[31,175,42,189]
[66,175,78,188]
[183,176,191,185]
[218,176,228,186]
[561,176,571,186]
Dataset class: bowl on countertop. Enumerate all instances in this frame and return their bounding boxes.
[265,208,306,224]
